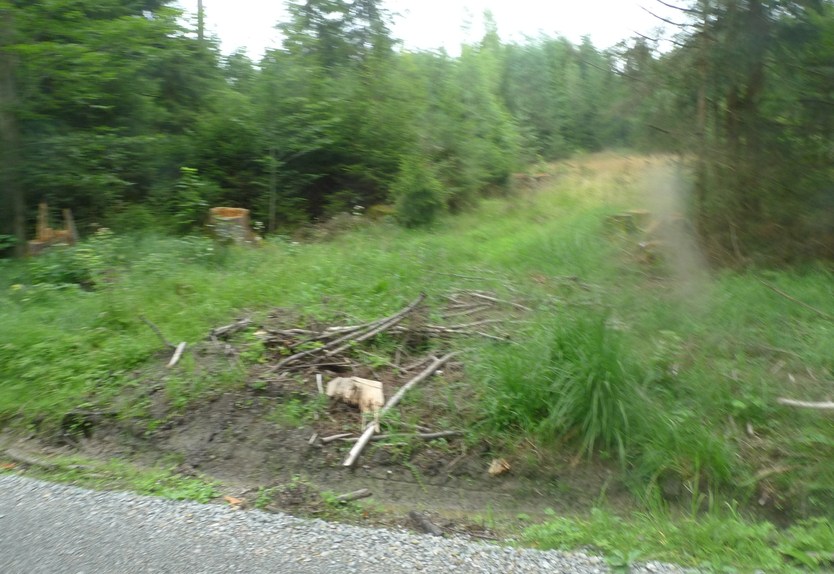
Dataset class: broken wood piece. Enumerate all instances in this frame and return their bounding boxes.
[139,315,175,349]
[308,433,319,445]
[316,374,324,395]
[408,511,443,536]
[342,352,458,467]
[488,458,511,476]
[326,377,385,431]
[166,342,187,368]
[777,398,834,410]
[334,488,372,503]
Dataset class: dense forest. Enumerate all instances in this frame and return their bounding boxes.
[1,0,832,261]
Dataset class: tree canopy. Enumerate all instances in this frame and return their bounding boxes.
[1,0,831,261]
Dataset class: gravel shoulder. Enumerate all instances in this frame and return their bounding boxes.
[0,474,685,574]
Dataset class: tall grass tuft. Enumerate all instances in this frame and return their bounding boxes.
[541,313,642,461]
[478,312,646,463]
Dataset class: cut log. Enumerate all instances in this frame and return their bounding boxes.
[342,352,458,467]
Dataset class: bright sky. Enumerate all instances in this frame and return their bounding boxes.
[177,0,678,58]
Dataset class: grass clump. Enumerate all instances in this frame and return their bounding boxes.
[524,507,834,572]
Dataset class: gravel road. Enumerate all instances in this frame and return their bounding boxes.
[0,474,685,573]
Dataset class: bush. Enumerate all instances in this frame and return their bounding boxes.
[392,157,446,227]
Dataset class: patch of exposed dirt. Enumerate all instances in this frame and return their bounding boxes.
[0,298,631,533]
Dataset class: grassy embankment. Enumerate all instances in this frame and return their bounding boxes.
[1,153,833,570]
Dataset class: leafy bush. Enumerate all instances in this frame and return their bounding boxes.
[170,167,218,232]
[392,157,446,227]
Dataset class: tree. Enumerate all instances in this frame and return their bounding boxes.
[0,3,23,255]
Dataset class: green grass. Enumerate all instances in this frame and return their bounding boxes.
[2,153,834,567]
[524,506,834,572]
[0,454,219,503]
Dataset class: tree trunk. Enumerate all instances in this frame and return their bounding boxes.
[197,0,204,42]
[0,7,24,257]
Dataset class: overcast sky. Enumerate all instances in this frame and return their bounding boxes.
[177,0,679,58]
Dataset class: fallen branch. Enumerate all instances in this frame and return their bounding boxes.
[210,318,252,340]
[466,291,532,312]
[442,304,491,318]
[320,433,355,444]
[326,294,426,356]
[270,294,425,371]
[760,281,834,321]
[139,315,175,349]
[166,342,187,368]
[777,398,834,410]
[343,352,458,467]
[334,488,372,503]
[336,430,463,443]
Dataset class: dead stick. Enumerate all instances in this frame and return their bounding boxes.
[334,488,372,503]
[167,342,187,368]
[338,431,463,443]
[442,305,491,318]
[760,281,834,321]
[343,352,458,467]
[209,318,252,340]
[140,315,175,349]
[271,294,424,371]
[777,398,834,410]
[467,291,532,312]
[326,294,426,356]
[320,433,355,444]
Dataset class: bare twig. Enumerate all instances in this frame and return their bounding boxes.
[465,292,532,312]
[343,352,458,466]
[140,315,174,349]
[270,294,425,371]
[442,305,491,318]
[326,294,426,356]
[320,433,356,444]
[210,318,252,340]
[777,398,834,410]
[166,342,187,368]
[337,431,463,443]
[760,281,834,321]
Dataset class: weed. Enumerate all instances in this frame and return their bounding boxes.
[269,396,328,428]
